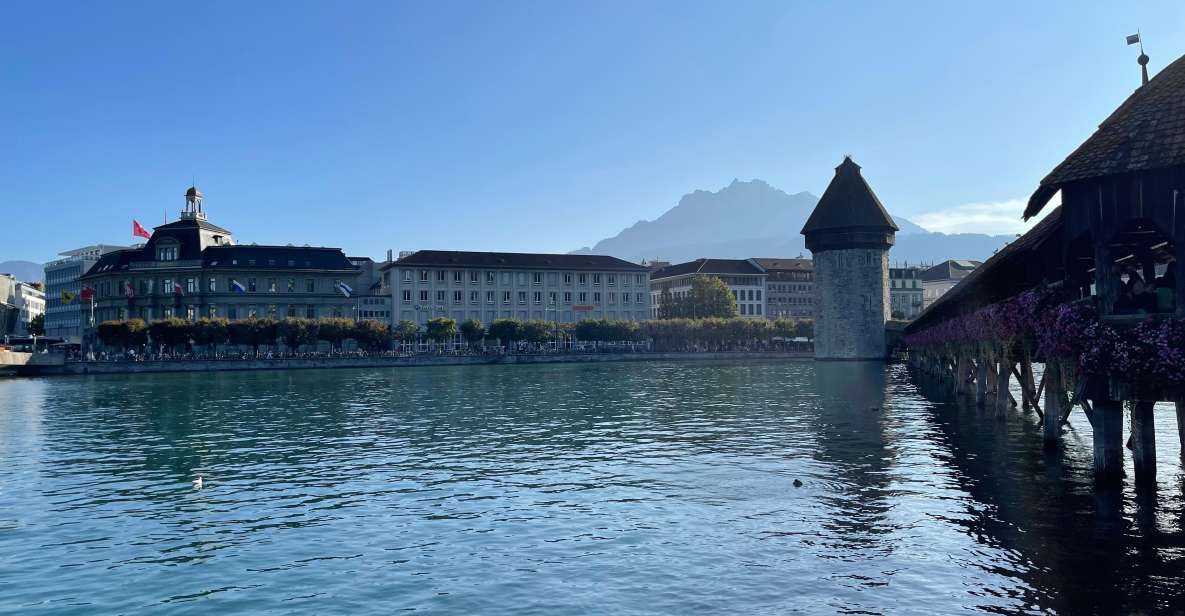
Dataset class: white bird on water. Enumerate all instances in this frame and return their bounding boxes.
[192,475,204,490]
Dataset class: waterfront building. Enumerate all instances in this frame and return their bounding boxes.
[889,265,925,320]
[80,186,374,326]
[649,258,767,319]
[44,245,129,343]
[801,156,897,360]
[384,250,651,325]
[754,257,814,320]
[0,274,45,336]
[921,259,980,308]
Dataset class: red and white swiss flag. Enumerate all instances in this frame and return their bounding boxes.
[132,219,151,239]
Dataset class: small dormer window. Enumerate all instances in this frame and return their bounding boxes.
[158,246,178,261]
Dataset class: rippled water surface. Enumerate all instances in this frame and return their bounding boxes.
[4,361,1185,614]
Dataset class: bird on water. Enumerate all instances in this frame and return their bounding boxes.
[793,479,803,488]
[192,475,204,490]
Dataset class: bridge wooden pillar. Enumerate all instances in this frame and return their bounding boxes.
[1131,400,1156,480]
[975,355,988,408]
[1176,401,1185,459]
[954,354,967,395]
[1043,363,1063,446]
[995,353,1012,419]
[1093,399,1125,482]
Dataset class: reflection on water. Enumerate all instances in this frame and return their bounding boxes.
[1,361,1184,614]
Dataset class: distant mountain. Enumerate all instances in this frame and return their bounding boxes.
[0,261,43,283]
[571,179,1014,266]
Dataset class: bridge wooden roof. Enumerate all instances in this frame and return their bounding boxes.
[1025,52,1185,219]
[906,206,1063,333]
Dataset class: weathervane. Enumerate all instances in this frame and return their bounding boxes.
[1127,31,1149,86]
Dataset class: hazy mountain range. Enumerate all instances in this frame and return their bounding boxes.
[0,260,44,283]
[572,179,1015,266]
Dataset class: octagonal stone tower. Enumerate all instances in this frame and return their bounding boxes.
[801,157,897,360]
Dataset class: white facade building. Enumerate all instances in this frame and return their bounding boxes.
[649,258,768,319]
[921,260,981,308]
[44,244,129,343]
[0,274,45,337]
[384,251,651,326]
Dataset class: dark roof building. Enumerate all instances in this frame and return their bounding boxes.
[649,258,764,280]
[383,250,647,272]
[78,186,376,328]
[801,156,898,253]
[920,259,981,282]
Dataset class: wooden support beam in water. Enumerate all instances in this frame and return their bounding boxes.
[975,355,988,408]
[1131,400,1156,480]
[954,354,967,395]
[1043,363,1063,445]
[1177,402,1185,459]
[1093,399,1125,482]
[996,356,1013,418]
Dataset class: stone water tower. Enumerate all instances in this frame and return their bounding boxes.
[801,156,897,360]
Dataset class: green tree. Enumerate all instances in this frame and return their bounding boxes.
[487,318,521,346]
[795,319,814,340]
[192,318,229,353]
[317,317,354,350]
[687,276,738,318]
[520,320,553,344]
[277,317,318,352]
[392,320,421,344]
[459,318,485,347]
[425,316,457,343]
[227,318,256,350]
[353,320,390,352]
[96,320,126,351]
[124,318,148,348]
[28,313,45,336]
[657,288,677,319]
[253,318,278,350]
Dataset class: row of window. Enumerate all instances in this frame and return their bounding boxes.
[739,304,764,316]
[107,303,354,322]
[732,289,763,302]
[95,277,345,297]
[400,289,647,306]
[402,269,646,287]
[769,283,812,293]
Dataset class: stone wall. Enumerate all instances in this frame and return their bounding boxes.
[26,351,810,377]
[812,248,889,360]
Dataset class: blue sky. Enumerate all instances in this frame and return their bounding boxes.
[3,1,1183,263]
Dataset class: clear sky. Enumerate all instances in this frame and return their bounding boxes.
[3,1,1183,263]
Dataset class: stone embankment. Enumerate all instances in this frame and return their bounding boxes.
[22,351,810,377]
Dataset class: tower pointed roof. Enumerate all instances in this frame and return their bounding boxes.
[801,156,898,235]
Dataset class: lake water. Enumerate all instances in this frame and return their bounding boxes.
[2,361,1185,615]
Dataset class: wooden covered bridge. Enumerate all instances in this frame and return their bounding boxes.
[904,51,1185,484]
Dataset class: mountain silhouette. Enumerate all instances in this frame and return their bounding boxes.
[572,179,1014,265]
[0,260,44,283]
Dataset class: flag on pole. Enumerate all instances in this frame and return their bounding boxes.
[174,281,184,296]
[336,281,354,297]
[230,279,247,294]
[133,219,151,239]
[80,286,95,302]
[1127,33,1141,45]
[61,290,76,304]
[124,281,135,298]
